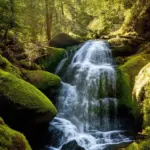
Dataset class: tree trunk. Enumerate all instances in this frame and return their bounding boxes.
[30,0,38,43]
[9,0,15,28]
[45,0,54,45]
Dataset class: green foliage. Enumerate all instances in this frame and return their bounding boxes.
[0,0,14,34]
[87,0,127,36]
[0,0,138,43]
[0,69,57,114]
[23,70,61,90]
[0,117,32,150]
[145,126,150,136]
[119,0,150,34]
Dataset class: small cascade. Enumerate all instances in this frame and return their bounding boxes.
[48,40,133,150]
[55,51,69,74]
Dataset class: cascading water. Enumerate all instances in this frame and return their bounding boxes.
[48,40,133,150]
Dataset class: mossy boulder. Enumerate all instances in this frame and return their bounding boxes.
[0,54,21,78]
[116,54,150,122]
[22,70,61,103]
[0,117,32,150]
[118,54,150,89]
[133,63,150,127]
[0,69,57,113]
[0,69,57,129]
[0,69,57,148]
[23,70,61,90]
[49,33,80,48]
[108,37,140,56]
[36,46,66,72]
[20,60,41,70]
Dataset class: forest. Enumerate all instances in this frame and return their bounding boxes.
[0,0,150,150]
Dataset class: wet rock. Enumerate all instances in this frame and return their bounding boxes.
[61,140,85,150]
[108,37,139,57]
[48,124,64,147]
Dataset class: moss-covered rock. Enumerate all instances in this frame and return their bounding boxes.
[0,54,21,78]
[116,54,150,119]
[108,37,140,56]
[23,70,61,90]
[0,117,32,150]
[49,33,80,48]
[118,54,150,89]
[20,60,41,70]
[0,69,57,131]
[0,69,57,114]
[123,139,150,150]
[0,69,57,148]
[133,63,150,127]
[22,69,61,104]
[36,46,66,72]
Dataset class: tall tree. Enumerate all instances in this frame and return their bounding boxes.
[45,0,55,45]
[9,0,15,28]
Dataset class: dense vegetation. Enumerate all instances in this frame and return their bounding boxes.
[0,0,150,149]
[0,0,138,44]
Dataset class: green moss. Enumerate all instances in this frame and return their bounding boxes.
[117,54,150,124]
[116,54,150,117]
[37,47,66,72]
[20,60,41,70]
[0,55,21,78]
[119,54,150,88]
[116,67,140,117]
[23,70,61,90]
[143,98,150,127]
[0,118,4,125]
[0,117,32,150]
[122,142,139,150]
[144,85,150,121]
[133,63,150,127]
[0,69,57,114]
[123,139,150,150]
[117,67,132,105]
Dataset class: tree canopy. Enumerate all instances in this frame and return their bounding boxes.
[0,0,148,44]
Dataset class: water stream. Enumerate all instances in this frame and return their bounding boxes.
[48,40,133,150]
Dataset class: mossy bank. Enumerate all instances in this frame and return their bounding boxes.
[0,117,32,150]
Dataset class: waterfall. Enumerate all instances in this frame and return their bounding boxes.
[48,40,132,150]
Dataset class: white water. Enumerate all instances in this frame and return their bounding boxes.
[48,40,132,150]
